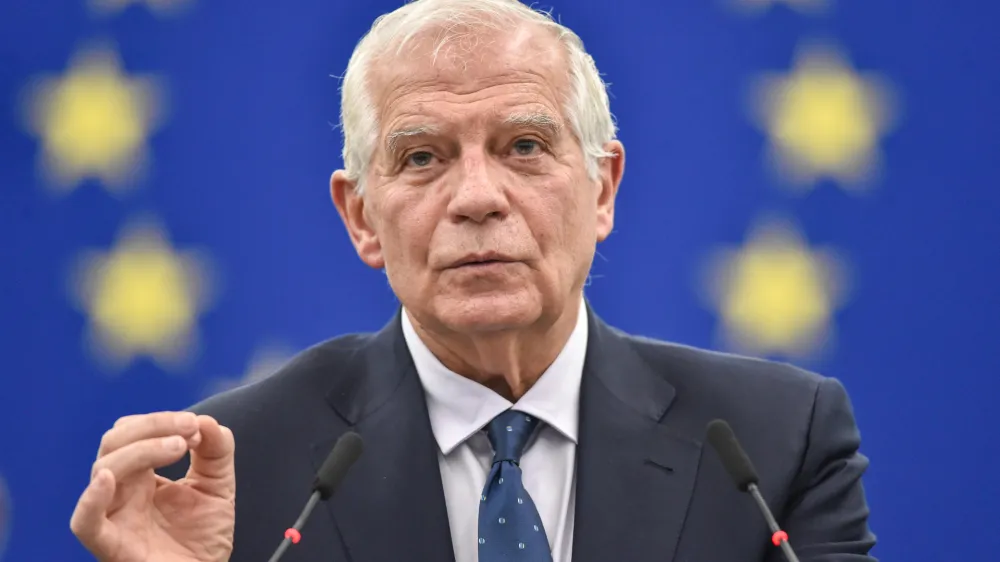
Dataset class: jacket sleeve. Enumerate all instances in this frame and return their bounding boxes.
[767,377,878,561]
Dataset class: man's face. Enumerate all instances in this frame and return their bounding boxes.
[332,25,624,335]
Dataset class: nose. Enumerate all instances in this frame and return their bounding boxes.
[446,150,511,224]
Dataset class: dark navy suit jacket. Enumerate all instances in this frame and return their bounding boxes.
[163,304,877,561]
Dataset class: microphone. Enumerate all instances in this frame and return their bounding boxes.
[706,419,801,562]
[266,431,364,562]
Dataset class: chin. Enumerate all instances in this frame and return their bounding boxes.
[432,291,543,333]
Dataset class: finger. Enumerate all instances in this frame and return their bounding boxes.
[113,413,146,427]
[113,410,177,427]
[70,469,120,555]
[92,435,191,481]
[100,412,201,458]
[189,416,235,483]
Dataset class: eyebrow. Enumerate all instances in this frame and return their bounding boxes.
[382,112,563,157]
[385,125,439,157]
[502,112,562,136]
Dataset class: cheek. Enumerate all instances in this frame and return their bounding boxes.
[379,191,436,265]
[550,187,600,272]
[519,181,587,256]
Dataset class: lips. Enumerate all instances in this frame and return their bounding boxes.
[450,253,517,268]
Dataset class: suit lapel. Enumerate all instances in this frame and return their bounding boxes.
[310,310,456,562]
[572,306,704,562]
[301,305,702,562]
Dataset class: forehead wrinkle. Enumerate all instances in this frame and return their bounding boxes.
[377,78,568,157]
[370,41,571,118]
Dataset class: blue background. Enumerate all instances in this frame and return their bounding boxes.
[1,0,998,560]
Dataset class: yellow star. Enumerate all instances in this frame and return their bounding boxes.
[749,41,898,192]
[69,216,215,372]
[21,44,165,195]
[89,0,193,16]
[701,216,849,359]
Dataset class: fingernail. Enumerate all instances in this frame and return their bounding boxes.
[176,412,197,431]
[163,435,185,451]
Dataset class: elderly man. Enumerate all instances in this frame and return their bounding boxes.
[69,1,876,561]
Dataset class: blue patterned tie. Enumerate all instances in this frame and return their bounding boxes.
[478,409,553,562]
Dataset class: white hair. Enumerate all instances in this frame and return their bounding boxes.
[337,0,618,195]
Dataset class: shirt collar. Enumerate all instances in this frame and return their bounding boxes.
[402,298,588,455]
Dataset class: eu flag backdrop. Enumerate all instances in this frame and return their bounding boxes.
[1,0,998,560]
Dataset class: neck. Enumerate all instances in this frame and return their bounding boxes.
[407,298,583,401]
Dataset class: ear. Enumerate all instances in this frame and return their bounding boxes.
[595,140,625,242]
[330,170,385,269]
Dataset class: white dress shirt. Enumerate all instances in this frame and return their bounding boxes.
[401,299,587,562]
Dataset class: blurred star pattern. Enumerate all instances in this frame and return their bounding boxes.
[0,1,998,562]
[728,0,830,16]
[748,41,898,191]
[201,342,297,398]
[20,44,165,195]
[68,216,215,372]
[702,216,848,358]
[88,0,194,16]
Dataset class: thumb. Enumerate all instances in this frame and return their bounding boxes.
[187,415,235,492]
[70,469,121,556]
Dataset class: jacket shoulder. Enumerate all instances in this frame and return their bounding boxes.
[187,331,376,429]
[155,332,377,482]
[617,331,837,439]
[625,332,828,397]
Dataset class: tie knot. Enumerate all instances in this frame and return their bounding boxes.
[487,410,539,465]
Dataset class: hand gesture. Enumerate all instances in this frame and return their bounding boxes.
[70,412,236,562]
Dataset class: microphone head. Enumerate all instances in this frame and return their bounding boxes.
[706,419,759,492]
[314,431,364,500]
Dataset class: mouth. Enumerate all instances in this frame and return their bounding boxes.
[451,253,518,268]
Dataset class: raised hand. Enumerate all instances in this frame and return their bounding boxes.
[70,412,236,562]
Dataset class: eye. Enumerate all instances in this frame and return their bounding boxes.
[406,151,435,167]
[511,138,541,156]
